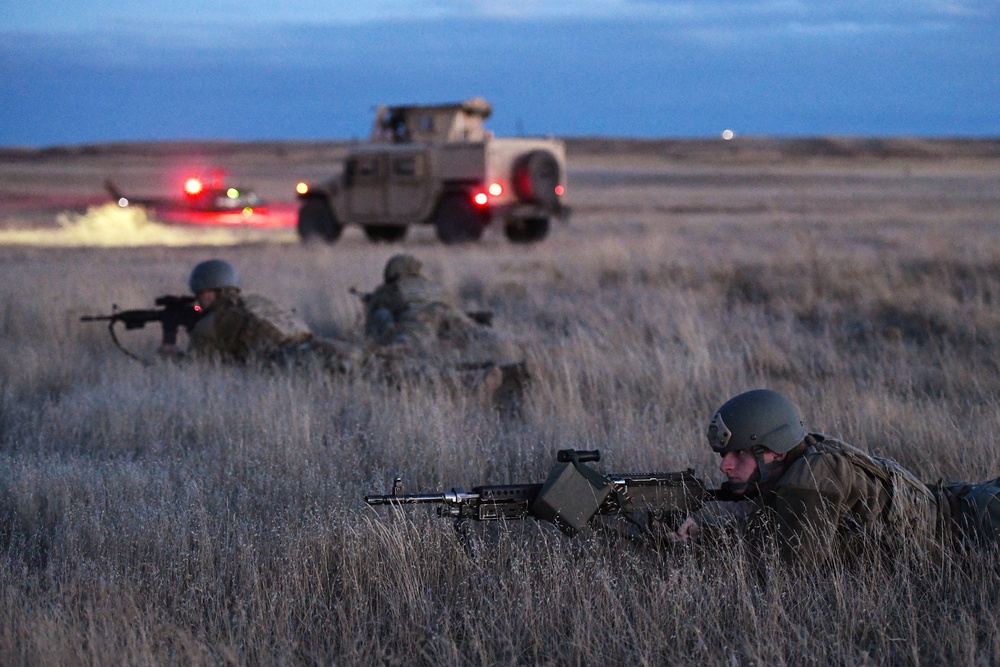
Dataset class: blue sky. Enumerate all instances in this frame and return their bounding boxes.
[1,1,998,146]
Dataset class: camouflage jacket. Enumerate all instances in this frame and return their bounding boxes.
[188,292,313,363]
[698,434,939,567]
[364,275,519,364]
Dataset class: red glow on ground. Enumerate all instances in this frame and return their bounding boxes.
[157,203,298,229]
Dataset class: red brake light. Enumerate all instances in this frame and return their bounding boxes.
[488,182,503,197]
[473,192,489,206]
[185,178,204,196]
[554,185,564,196]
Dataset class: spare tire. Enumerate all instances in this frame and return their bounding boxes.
[512,150,561,206]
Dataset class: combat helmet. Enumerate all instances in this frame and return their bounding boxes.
[189,259,240,293]
[384,254,422,283]
[706,389,806,484]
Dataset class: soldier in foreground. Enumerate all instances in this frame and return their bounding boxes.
[665,389,942,566]
[364,388,998,558]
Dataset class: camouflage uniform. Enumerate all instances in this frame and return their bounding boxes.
[363,254,529,409]
[174,259,359,372]
[188,288,318,363]
[697,434,939,567]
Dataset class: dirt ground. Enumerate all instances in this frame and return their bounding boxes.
[0,137,997,242]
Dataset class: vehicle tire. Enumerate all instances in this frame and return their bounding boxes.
[297,198,343,243]
[512,150,561,206]
[433,194,487,244]
[363,224,408,243]
[504,217,550,244]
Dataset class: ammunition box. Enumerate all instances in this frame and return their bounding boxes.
[532,462,611,536]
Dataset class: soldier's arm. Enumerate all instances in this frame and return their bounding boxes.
[365,284,407,319]
[657,500,753,544]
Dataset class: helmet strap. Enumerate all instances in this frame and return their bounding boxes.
[752,447,771,484]
[752,445,791,486]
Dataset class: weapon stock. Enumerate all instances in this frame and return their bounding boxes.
[365,449,733,539]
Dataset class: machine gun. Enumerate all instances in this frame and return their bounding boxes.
[365,449,737,542]
[80,295,203,363]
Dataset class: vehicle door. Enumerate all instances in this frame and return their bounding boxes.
[344,154,388,223]
[387,151,431,222]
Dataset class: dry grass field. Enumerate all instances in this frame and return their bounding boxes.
[1,138,999,665]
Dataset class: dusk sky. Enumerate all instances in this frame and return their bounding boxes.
[2,1,998,147]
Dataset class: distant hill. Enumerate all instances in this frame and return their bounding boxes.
[564,137,1000,162]
[2,137,998,164]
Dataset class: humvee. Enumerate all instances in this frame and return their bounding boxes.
[295,98,567,244]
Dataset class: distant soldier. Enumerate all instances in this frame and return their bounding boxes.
[362,254,530,409]
[666,389,943,567]
[161,259,358,370]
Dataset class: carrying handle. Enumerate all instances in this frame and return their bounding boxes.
[557,449,600,463]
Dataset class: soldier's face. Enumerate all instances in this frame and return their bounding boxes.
[196,290,217,309]
[719,450,758,487]
[719,449,784,489]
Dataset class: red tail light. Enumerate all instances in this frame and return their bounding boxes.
[488,182,503,196]
[473,192,489,206]
[554,185,564,196]
[185,178,204,196]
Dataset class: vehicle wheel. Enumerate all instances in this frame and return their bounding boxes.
[513,150,561,206]
[504,217,550,244]
[297,198,343,243]
[363,224,408,243]
[433,194,487,244]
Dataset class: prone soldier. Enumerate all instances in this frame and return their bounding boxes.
[159,259,359,370]
[360,253,530,408]
[665,389,942,567]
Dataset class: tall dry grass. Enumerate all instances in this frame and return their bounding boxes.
[2,156,1000,665]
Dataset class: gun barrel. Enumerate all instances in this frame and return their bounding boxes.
[364,489,480,506]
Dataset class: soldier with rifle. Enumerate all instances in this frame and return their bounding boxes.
[366,390,1000,564]
[82,258,358,369]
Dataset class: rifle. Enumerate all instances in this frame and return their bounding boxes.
[80,295,203,363]
[365,449,737,543]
